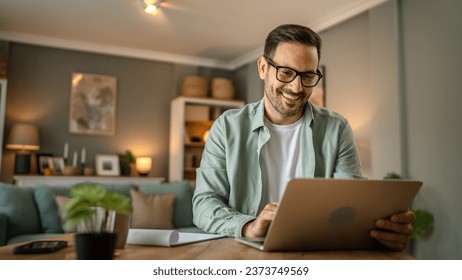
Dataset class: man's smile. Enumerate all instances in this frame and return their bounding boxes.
[279,89,303,102]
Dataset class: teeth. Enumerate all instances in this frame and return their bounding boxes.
[282,92,299,100]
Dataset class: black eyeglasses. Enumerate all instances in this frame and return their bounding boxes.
[265,56,323,88]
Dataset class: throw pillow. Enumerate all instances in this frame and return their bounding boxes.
[129,189,176,229]
[54,195,77,233]
[137,181,194,228]
[33,186,70,233]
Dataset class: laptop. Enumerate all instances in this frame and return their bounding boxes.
[236,178,422,251]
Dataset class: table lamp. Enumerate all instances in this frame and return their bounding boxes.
[6,123,40,174]
[136,156,152,176]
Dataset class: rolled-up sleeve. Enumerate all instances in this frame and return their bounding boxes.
[192,116,256,237]
[332,119,363,179]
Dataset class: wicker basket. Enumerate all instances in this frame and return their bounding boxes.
[211,78,234,99]
[181,75,208,97]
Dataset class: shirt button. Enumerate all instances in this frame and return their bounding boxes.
[250,210,256,215]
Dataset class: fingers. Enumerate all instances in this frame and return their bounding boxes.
[376,219,414,235]
[243,202,279,237]
[370,229,409,251]
[370,210,416,251]
[262,202,279,220]
[390,210,416,223]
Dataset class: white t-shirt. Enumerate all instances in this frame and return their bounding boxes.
[259,117,303,213]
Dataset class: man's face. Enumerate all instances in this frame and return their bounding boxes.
[258,42,319,125]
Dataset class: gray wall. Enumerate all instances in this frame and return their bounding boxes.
[319,1,402,180]
[1,43,234,182]
[234,60,264,103]
[401,0,462,259]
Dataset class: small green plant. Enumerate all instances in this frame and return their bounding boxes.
[124,150,135,164]
[411,208,434,239]
[383,172,434,239]
[63,184,131,232]
[383,172,402,180]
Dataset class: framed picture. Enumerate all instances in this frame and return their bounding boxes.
[95,154,120,176]
[310,65,326,107]
[48,157,65,175]
[69,72,117,136]
[36,153,53,175]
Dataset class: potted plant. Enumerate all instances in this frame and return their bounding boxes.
[63,183,131,260]
[119,150,135,176]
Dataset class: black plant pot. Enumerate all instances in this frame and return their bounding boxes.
[119,157,131,176]
[75,233,117,260]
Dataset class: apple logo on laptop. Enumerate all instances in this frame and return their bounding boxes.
[328,206,356,228]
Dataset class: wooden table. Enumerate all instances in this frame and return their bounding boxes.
[0,234,413,260]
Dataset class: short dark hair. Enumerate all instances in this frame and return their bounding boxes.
[263,24,322,62]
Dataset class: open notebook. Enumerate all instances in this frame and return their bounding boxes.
[127,229,224,247]
[236,178,422,251]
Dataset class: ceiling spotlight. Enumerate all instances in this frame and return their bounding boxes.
[142,0,165,15]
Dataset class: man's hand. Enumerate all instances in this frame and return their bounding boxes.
[370,209,416,251]
[242,202,279,237]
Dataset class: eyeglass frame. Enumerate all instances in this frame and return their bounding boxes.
[264,56,323,88]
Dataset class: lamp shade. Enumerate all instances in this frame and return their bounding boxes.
[136,156,152,176]
[6,123,40,151]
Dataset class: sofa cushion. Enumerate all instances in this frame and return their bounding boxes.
[0,183,41,239]
[130,189,175,229]
[33,186,71,233]
[137,181,194,228]
[34,183,135,234]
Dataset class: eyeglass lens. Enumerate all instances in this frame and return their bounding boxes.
[266,57,321,87]
[276,68,320,87]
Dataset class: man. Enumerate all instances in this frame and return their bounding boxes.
[192,24,415,251]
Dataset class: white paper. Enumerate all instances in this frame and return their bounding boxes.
[175,232,224,246]
[126,229,224,247]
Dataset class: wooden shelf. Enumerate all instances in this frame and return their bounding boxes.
[184,167,197,172]
[185,142,205,148]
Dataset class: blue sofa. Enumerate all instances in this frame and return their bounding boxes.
[0,180,200,246]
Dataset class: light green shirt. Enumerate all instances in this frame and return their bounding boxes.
[192,99,363,237]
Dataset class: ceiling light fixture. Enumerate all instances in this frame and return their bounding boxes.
[142,0,165,15]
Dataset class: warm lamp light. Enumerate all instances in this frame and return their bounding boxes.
[6,123,40,174]
[136,157,152,176]
[145,4,158,14]
[202,130,210,142]
[142,0,165,15]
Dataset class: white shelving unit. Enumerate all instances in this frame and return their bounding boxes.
[169,96,245,182]
[0,79,7,176]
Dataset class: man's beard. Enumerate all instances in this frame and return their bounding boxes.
[265,87,309,118]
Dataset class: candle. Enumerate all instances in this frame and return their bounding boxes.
[81,148,86,164]
[72,151,78,167]
[64,143,69,159]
